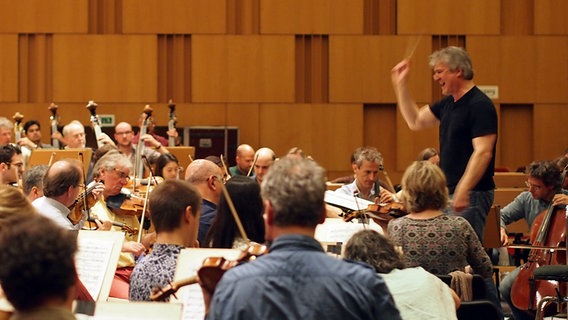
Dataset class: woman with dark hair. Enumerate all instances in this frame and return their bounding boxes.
[204,176,265,249]
[344,229,459,319]
[154,153,180,180]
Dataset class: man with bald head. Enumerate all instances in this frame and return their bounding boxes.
[229,144,255,177]
[253,147,276,184]
[185,159,224,245]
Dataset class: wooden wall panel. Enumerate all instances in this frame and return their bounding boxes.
[364,0,396,35]
[329,35,431,103]
[468,37,536,103]
[157,35,192,103]
[226,103,260,148]
[227,0,260,34]
[311,104,363,173]
[534,0,568,35]
[52,35,158,103]
[295,35,329,103]
[0,0,88,33]
[18,34,53,103]
[122,0,226,34]
[192,35,295,103]
[397,0,500,35]
[0,35,18,102]
[260,0,363,35]
[533,104,568,161]
[535,37,568,103]
[498,104,533,171]
[500,0,533,35]
[258,104,313,157]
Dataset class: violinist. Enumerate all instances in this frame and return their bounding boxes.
[155,153,180,180]
[203,158,401,319]
[335,146,394,203]
[129,180,201,301]
[114,122,169,168]
[32,159,108,231]
[22,164,48,202]
[499,160,568,320]
[0,145,23,186]
[90,152,153,299]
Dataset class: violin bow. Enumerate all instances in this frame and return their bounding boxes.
[79,152,95,228]
[220,154,231,180]
[137,159,153,243]
[247,152,259,177]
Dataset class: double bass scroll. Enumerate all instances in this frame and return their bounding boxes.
[86,101,104,148]
[13,112,24,143]
[167,99,177,147]
[48,103,61,149]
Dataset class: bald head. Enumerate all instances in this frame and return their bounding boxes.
[254,147,276,184]
[43,159,82,198]
[185,159,223,183]
[235,144,255,175]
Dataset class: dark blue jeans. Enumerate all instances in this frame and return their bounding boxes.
[447,189,494,242]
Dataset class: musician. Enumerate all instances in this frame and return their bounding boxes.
[417,147,440,166]
[114,122,169,167]
[155,153,180,180]
[387,161,503,318]
[0,117,12,145]
[17,120,54,150]
[228,144,255,177]
[185,159,224,246]
[0,214,78,320]
[203,158,401,319]
[499,160,568,320]
[129,180,201,301]
[90,152,152,299]
[204,176,265,249]
[0,145,23,186]
[22,165,48,202]
[252,147,276,184]
[335,146,392,202]
[344,229,460,319]
[132,113,178,147]
[60,120,87,148]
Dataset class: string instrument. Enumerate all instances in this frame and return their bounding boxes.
[135,105,153,179]
[84,214,138,236]
[343,202,407,223]
[150,243,267,301]
[48,103,61,149]
[220,154,231,181]
[511,173,567,314]
[167,99,177,147]
[379,162,397,194]
[86,100,104,148]
[150,176,267,301]
[12,112,24,143]
[106,190,147,217]
[67,182,103,225]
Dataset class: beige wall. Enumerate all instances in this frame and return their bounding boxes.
[0,0,567,183]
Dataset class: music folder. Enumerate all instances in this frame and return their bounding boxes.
[324,190,374,212]
[28,148,93,174]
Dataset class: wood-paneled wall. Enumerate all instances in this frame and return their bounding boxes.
[0,0,567,183]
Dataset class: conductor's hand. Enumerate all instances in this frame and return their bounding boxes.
[391,59,411,88]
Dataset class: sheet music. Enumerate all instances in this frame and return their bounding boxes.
[75,231,124,301]
[315,218,384,244]
[324,190,374,211]
[173,248,241,320]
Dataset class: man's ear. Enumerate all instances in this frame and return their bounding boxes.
[264,200,274,226]
[351,163,358,173]
[317,203,326,224]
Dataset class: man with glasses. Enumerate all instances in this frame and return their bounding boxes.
[185,159,224,246]
[114,122,169,169]
[90,152,154,299]
[0,117,13,145]
[0,145,23,186]
[499,160,568,320]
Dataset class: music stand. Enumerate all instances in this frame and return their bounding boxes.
[166,146,195,179]
[27,148,93,174]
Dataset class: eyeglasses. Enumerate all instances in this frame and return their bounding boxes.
[115,131,133,136]
[525,180,542,191]
[113,168,131,181]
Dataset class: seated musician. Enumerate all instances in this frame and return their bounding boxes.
[90,152,154,299]
[387,161,503,318]
[0,117,13,145]
[499,160,568,320]
[0,214,79,320]
[0,145,23,186]
[155,153,181,180]
[228,144,255,177]
[334,146,394,203]
[129,180,201,301]
[202,158,401,319]
[132,113,178,147]
[344,229,460,319]
[114,122,169,168]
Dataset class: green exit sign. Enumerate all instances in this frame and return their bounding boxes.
[99,114,115,127]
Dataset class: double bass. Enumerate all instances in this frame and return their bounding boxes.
[48,103,60,149]
[86,100,104,148]
[135,105,153,179]
[511,171,567,314]
[12,112,24,143]
[167,99,177,147]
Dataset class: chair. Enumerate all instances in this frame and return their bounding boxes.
[533,264,568,320]
[456,300,501,320]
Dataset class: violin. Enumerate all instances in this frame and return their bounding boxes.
[67,182,103,225]
[150,243,268,301]
[84,214,138,236]
[48,103,60,149]
[106,191,147,216]
[343,202,407,223]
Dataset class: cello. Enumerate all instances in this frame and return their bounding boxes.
[511,170,567,314]
[48,103,61,149]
